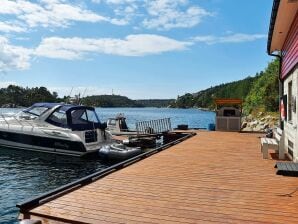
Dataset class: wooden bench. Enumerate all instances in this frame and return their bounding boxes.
[261,127,285,159]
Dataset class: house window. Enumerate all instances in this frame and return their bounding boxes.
[288,81,292,121]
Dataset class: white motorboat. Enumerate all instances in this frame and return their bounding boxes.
[106,114,158,135]
[106,113,137,135]
[0,103,113,156]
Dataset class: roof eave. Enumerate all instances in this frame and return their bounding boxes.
[267,0,281,54]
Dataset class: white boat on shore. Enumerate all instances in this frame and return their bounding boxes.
[0,103,113,156]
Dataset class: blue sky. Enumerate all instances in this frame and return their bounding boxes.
[0,0,273,99]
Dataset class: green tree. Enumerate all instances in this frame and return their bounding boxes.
[171,59,279,113]
[244,59,279,112]
[0,85,58,107]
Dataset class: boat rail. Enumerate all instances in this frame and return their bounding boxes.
[16,131,196,213]
[136,118,171,134]
[1,115,9,125]
[0,114,37,129]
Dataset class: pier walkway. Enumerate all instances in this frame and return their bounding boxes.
[20,131,298,223]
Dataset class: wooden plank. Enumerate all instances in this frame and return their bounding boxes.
[289,163,297,171]
[55,190,298,215]
[283,162,289,171]
[276,162,298,176]
[20,131,298,224]
[53,187,298,212]
[279,162,287,171]
[286,163,292,171]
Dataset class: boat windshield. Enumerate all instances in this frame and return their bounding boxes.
[20,106,50,119]
[26,106,49,116]
[46,107,101,130]
[46,109,68,128]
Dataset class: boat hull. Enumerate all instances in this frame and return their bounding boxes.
[0,130,95,157]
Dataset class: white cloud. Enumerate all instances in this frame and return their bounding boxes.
[35,34,191,59]
[193,33,267,44]
[25,0,108,28]
[0,36,32,72]
[142,0,212,30]
[0,0,23,15]
[0,33,191,72]
[104,0,139,26]
[0,31,267,73]
[0,0,110,30]
[100,0,212,30]
[91,0,101,3]
[0,22,27,33]
[0,1,213,32]
[192,35,215,43]
[105,0,137,4]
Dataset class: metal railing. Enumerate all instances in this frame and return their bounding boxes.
[16,132,196,213]
[136,118,171,134]
[0,114,36,128]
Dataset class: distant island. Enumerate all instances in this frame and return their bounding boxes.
[82,95,174,108]
[0,59,278,113]
[0,86,174,108]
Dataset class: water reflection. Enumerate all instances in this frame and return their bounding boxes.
[0,147,108,224]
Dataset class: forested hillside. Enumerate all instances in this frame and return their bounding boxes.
[135,99,174,108]
[82,96,174,107]
[170,59,279,113]
[0,85,58,107]
[82,95,143,107]
[244,59,279,112]
[0,86,174,108]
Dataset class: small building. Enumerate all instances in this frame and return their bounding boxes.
[267,0,298,160]
[215,98,242,132]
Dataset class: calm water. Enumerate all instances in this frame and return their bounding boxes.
[0,107,215,224]
[97,107,215,130]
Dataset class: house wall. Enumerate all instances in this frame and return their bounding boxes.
[283,67,298,161]
[281,13,298,79]
[280,11,298,161]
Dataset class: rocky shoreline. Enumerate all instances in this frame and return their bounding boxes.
[241,112,279,132]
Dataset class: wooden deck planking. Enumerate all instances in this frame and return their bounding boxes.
[22,131,298,223]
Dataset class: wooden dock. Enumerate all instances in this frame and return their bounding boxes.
[20,131,298,223]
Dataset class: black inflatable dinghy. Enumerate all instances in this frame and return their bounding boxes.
[98,144,142,161]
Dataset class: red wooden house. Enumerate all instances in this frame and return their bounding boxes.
[267,0,298,160]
